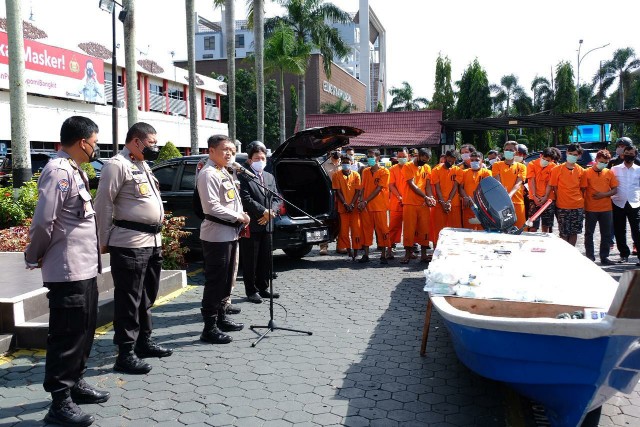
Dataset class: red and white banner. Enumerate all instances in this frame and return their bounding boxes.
[0,31,106,105]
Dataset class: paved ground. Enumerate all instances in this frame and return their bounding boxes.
[1,231,640,426]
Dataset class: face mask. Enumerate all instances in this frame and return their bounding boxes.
[470,161,480,170]
[251,160,266,172]
[566,154,578,164]
[624,155,636,163]
[597,162,608,170]
[397,158,408,165]
[540,159,549,167]
[514,155,524,163]
[461,153,471,161]
[86,68,95,78]
[616,147,625,156]
[350,163,359,171]
[503,151,515,160]
[488,158,497,165]
[331,152,340,160]
[367,157,377,167]
[417,159,426,167]
[443,161,452,169]
[341,164,351,172]
[141,144,159,161]
[83,142,99,162]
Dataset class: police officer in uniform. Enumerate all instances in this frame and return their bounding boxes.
[95,122,172,375]
[198,135,250,344]
[25,116,109,426]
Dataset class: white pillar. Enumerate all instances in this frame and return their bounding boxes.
[359,0,370,112]
[378,30,386,110]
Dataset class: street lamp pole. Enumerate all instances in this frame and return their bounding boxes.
[576,40,610,111]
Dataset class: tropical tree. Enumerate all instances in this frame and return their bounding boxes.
[225,0,236,144]
[320,98,355,113]
[531,76,554,113]
[490,74,529,117]
[247,0,265,143]
[123,0,138,126]
[264,21,309,145]
[186,0,198,154]
[387,82,429,111]
[266,0,351,131]
[554,61,577,145]
[455,59,492,152]
[430,54,455,119]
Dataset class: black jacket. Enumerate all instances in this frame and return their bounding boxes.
[239,163,281,233]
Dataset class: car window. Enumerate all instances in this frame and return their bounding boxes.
[31,155,53,173]
[180,163,197,191]
[153,163,179,191]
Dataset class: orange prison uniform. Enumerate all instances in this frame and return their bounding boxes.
[402,162,431,247]
[581,167,618,212]
[526,158,556,201]
[461,167,492,230]
[431,165,463,245]
[389,163,408,244]
[360,166,390,247]
[332,170,363,250]
[492,161,527,228]
[549,163,585,209]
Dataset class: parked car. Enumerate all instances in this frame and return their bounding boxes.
[152,126,363,258]
[523,143,607,169]
[0,150,58,186]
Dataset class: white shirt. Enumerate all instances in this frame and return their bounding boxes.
[611,163,640,209]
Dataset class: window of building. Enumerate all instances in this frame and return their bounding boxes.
[204,36,215,50]
[203,54,213,59]
[235,34,245,49]
[168,88,185,100]
[204,96,217,108]
[149,83,164,96]
[104,72,123,86]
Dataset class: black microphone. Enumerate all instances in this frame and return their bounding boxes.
[231,162,257,179]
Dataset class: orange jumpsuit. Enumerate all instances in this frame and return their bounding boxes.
[460,167,492,230]
[331,170,363,250]
[402,162,431,247]
[360,166,390,248]
[388,163,408,244]
[492,161,527,228]
[431,165,463,245]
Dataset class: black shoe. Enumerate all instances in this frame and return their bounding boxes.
[247,293,263,304]
[113,353,152,375]
[200,327,233,344]
[217,318,244,332]
[135,338,173,358]
[259,290,280,299]
[618,257,629,263]
[225,304,241,315]
[601,258,615,266]
[46,392,95,427]
[70,379,110,404]
[380,257,388,265]
[358,255,370,263]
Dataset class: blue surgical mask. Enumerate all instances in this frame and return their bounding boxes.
[566,154,578,164]
[341,164,351,171]
[503,151,515,160]
[470,161,480,170]
[397,158,408,165]
[367,157,376,167]
[597,162,608,170]
[540,159,549,167]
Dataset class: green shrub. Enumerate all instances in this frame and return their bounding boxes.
[0,187,26,229]
[81,162,96,180]
[17,180,38,219]
[157,141,182,163]
[161,213,191,270]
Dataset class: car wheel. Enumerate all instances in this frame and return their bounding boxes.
[283,244,313,259]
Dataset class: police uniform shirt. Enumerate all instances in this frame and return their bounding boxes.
[197,159,244,243]
[24,151,99,282]
[94,146,164,248]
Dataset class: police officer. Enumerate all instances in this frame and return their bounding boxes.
[25,116,109,426]
[198,134,250,344]
[95,122,172,375]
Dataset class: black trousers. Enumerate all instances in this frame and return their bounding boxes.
[202,240,237,316]
[43,277,98,393]
[584,210,613,261]
[240,232,271,297]
[613,203,640,258]
[110,246,162,346]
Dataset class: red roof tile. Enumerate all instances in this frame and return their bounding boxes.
[301,110,443,148]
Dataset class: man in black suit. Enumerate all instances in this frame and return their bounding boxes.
[239,142,282,304]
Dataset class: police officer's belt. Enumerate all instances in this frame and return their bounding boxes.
[204,214,242,228]
[113,219,163,234]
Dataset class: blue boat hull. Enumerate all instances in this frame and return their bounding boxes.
[442,319,640,427]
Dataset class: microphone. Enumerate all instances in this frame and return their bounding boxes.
[231,162,256,179]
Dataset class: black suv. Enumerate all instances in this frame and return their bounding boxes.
[152,126,363,258]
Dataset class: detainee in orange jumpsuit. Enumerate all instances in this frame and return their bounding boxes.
[359,149,391,264]
[459,151,492,230]
[432,150,463,246]
[331,155,363,261]
[388,148,410,254]
[492,141,527,228]
[401,148,436,264]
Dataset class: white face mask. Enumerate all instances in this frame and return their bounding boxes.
[461,153,471,161]
[514,155,524,163]
[489,158,497,165]
[251,160,266,172]
[540,159,549,167]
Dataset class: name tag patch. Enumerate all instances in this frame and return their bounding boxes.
[57,179,70,192]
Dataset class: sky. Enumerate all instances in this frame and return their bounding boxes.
[2,0,639,106]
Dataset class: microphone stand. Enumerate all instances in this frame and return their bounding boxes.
[237,168,314,347]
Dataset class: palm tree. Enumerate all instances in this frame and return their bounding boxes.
[266,0,351,131]
[387,81,428,111]
[531,76,553,113]
[224,0,236,144]
[186,0,198,154]
[247,0,265,143]
[593,48,640,112]
[490,74,528,117]
[264,22,309,145]
[320,98,355,113]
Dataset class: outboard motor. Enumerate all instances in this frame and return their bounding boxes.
[471,177,518,234]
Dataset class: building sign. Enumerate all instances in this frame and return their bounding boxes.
[0,31,106,105]
[322,80,352,104]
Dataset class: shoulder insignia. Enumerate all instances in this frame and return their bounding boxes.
[57,179,70,192]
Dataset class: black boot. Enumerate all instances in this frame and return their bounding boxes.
[113,343,152,374]
[45,389,95,427]
[200,310,233,344]
[134,336,173,358]
[70,379,110,404]
[217,310,244,332]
